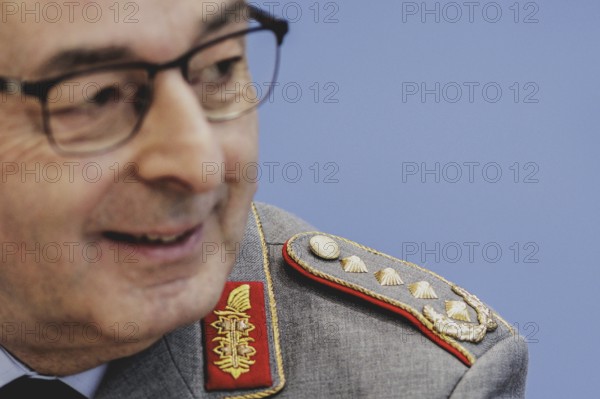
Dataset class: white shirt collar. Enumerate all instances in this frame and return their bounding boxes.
[0,345,107,398]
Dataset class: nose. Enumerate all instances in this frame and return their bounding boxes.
[128,70,224,193]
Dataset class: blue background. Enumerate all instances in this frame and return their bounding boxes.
[253,1,599,397]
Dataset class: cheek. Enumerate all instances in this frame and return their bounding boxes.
[212,115,258,240]
[0,106,111,222]
[224,118,258,200]
[0,104,46,159]
[217,113,259,166]
[0,149,117,244]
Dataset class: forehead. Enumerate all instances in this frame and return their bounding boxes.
[0,0,242,76]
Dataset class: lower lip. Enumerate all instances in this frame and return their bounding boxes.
[103,225,204,264]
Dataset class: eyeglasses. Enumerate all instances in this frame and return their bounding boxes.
[0,6,289,156]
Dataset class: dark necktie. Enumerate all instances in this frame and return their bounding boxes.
[0,376,86,399]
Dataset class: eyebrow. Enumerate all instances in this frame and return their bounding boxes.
[33,47,135,77]
[33,0,248,77]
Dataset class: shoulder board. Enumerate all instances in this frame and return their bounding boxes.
[283,232,517,366]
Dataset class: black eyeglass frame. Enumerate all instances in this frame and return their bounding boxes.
[0,5,289,156]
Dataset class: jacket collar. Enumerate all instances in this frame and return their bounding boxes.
[95,204,285,399]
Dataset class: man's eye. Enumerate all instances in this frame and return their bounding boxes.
[87,86,121,105]
[215,57,241,76]
[195,56,243,84]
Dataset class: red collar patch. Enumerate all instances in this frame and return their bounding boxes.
[203,281,273,391]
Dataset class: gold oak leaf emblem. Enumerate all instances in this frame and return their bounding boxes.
[210,284,257,379]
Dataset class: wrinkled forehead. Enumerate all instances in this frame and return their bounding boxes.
[0,0,244,77]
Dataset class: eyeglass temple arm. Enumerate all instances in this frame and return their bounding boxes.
[248,5,289,45]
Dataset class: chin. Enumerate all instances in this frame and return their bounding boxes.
[122,270,229,340]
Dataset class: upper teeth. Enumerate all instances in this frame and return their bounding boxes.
[143,233,182,243]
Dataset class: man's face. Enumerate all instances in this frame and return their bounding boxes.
[0,0,257,360]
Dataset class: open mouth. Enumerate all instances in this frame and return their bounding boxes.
[102,228,196,247]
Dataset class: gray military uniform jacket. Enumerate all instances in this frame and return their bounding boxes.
[95,203,528,399]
